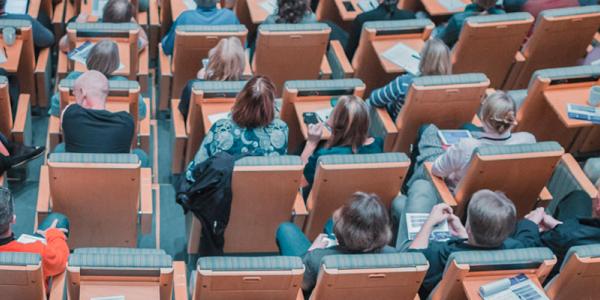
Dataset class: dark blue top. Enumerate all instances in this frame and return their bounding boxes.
[437,4,505,48]
[0,13,54,48]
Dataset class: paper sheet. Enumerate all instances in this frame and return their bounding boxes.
[357,0,378,12]
[5,0,28,14]
[406,213,451,241]
[208,112,230,124]
[381,43,421,75]
[183,0,197,10]
[260,0,277,15]
[92,0,109,17]
[438,0,467,12]
[17,234,46,245]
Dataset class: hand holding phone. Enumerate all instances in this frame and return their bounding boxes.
[303,112,319,125]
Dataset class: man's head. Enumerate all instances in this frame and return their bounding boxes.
[73,71,109,110]
[466,190,517,248]
[0,187,15,237]
[195,0,218,8]
[103,0,134,23]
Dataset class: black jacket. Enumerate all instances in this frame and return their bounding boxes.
[176,152,237,256]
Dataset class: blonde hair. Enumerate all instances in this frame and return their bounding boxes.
[86,39,120,77]
[419,38,452,76]
[326,95,370,153]
[480,91,517,135]
[205,37,245,81]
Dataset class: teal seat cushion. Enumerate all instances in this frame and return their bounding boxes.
[49,153,140,164]
[235,155,302,167]
[363,19,433,31]
[73,248,166,255]
[467,12,533,24]
[318,152,409,165]
[322,252,428,270]
[176,24,247,33]
[0,19,32,29]
[561,244,600,271]
[412,73,488,87]
[191,81,247,95]
[67,22,138,33]
[539,5,600,18]
[446,247,555,273]
[197,256,304,272]
[0,252,40,266]
[69,253,173,269]
[59,79,140,91]
[530,65,600,87]
[259,23,330,32]
[475,141,563,156]
[285,79,364,94]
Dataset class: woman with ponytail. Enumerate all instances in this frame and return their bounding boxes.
[263,0,317,24]
[429,91,536,189]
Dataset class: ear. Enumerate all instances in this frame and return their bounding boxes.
[11,215,16,225]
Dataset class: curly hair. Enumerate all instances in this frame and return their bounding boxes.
[275,0,310,24]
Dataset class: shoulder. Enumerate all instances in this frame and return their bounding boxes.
[269,118,288,129]
[509,132,536,144]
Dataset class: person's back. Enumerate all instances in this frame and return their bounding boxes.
[263,0,317,24]
[437,0,505,47]
[521,0,580,18]
[0,0,54,48]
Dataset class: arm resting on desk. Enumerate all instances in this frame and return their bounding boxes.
[424,162,457,208]
[327,40,354,79]
[34,48,52,107]
[171,99,188,174]
[139,168,153,234]
[12,94,31,145]
[158,44,172,111]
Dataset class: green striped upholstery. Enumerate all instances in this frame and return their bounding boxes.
[191,81,246,93]
[176,24,247,33]
[412,73,488,87]
[258,23,330,32]
[197,256,304,272]
[561,244,600,271]
[539,5,600,18]
[67,22,138,32]
[467,12,533,24]
[445,247,555,273]
[363,19,433,31]
[73,248,166,255]
[530,65,600,87]
[322,253,428,270]
[0,19,31,29]
[475,141,563,156]
[546,161,585,215]
[326,47,348,79]
[59,79,140,91]
[235,155,302,167]
[507,89,528,110]
[584,158,600,185]
[69,253,173,269]
[0,76,7,85]
[0,252,40,266]
[49,153,140,164]
[318,152,409,165]
[285,79,364,93]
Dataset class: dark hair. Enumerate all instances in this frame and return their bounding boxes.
[381,0,399,14]
[0,0,6,10]
[467,190,517,247]
[232,76,276,128]
[103,0,133,23]
[0,187,14,235]
[334,192,392,253]
[195,0,219,8]
[86,40,120,77]
[275,0,310,24]
[326,95,370,153]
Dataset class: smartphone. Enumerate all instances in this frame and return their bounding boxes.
[342,1,356,12]
[330,97,339,107]
[303,112,319,125]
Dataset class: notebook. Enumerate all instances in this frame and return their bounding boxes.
[5,0,28,14]
[406,213,451,241]
[357,0,379,12]
[381,43,421,75]
[567,103,600,124]
[92,0,109,17]
[480,274,549,300]
[438,130,473,146]
[16,234,46,245]
[260,0,278,15]
[438,0,467,12]
[208,112,230,124]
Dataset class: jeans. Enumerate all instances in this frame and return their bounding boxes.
[552,190,593,221]
[393,180,440,251]
[53,143,150,168]
[276,219,334,257]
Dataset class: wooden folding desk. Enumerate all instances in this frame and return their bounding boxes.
[0,39,24,73]
[462,274,547,300]
[247,0,273,25]
[422,0,470,17]
[80,282,160,300]
[293,100,333,140]
[199,102,235,134]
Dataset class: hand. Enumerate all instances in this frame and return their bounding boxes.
[427,203,453,226]
[447,214,468,238]
[197,68,206,79]
[307,123,324,144]
[36,219,68,238]
[539,214,562,232]
[308,234,329,252]
[525,207,545,225]
[75,13,89,23]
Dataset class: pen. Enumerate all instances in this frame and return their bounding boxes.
[3,47,7,59]
[411,54,420,60]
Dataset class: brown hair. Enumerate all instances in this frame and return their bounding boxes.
[103,0,133,23]
[275,0,311,24]
[231,76,276,128]
[466,190,516,247]
[419,38,452,76]
[86,39,120,77]
[480,91,517,135]
[326,95,370,153]
[205,37,245,81]
[333,192,392,253]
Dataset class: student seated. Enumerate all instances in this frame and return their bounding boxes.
[178,37,246,121]
[276,192,395,293]
[413,92,536,189]
[369,38,452,121]
[263,0,317,24]
[162,0,240,55]
[503,0,596,15]
[0,133,44,175]
[396,185,539,298]
[58,0,149,53]
[301,95,383,196]
[344,0,415,59]
[50,40,146,120]
[0,187,69,283]
[524,178,600,279]
[184,76,288,182]
[0,0,54,48]
[436,0,505,48]
[57,70,148,165]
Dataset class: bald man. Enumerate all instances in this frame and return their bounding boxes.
[60,71,135,154]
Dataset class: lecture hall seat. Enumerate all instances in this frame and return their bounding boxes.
[0,252,65,300]
[545,244,600,300]
[0,76,32,146]
[0,20,38,105]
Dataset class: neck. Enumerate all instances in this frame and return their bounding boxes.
[0,229,12,239]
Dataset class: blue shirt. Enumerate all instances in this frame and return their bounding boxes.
[368,73,415,121]
[161,6,240,55]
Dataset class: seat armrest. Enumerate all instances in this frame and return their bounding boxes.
[171,99,188,174]
[148,0,160,60]
[36,165,51,226]
[57,51,69,81]
[319,54,332,79]
[537,186,553,208]
[173,261,188,300]
[34,48,52,107]
[561,154,599,199]
[138,98,151,153]
[48,116,61,152]
[138,48,150,94]
[158,44,172,111]
[49,271,66,300]
[503,51,527,90]
[327,40,354,78]
[292,192,308,229]
[368,104,398,152]
[139,168,153,234]
[52,0,66,38]
[424,162,457,208]
[12,94,31,145]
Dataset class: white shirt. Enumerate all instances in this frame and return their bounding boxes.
[432,130,537,190]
